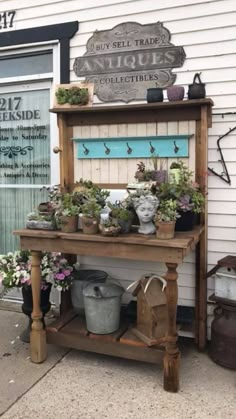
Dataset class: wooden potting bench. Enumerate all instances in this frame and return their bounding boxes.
[14,98,213,392]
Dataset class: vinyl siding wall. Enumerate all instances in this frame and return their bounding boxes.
[2,0,236,337]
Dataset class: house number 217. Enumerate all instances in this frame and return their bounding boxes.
[0,11,16,30]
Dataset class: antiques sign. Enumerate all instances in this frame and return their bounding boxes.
[73,21,186,103]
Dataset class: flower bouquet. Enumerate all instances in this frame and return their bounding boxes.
[0,250,74,296]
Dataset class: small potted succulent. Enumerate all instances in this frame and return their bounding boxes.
[155,199,179,239]
[56,193,80,233]
[150,154,167,183]
[81,198,102,234]
[135,161,146,182]
[99,217,121,236]
[169,161,182,184]
[108,203,134,234]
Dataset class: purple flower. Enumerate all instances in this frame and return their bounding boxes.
[63,269,71,277]
[55,273,65,280]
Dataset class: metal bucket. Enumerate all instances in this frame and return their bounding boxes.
[71,270,107,314]
[83,282,124,334]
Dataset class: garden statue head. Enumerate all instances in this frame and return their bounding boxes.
[133,194,159,234]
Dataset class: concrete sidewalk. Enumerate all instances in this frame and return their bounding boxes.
[0,308,235,419]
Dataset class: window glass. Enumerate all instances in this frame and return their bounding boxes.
[0,89,50,185]
[0,52,52,78]
[0,88,51,253]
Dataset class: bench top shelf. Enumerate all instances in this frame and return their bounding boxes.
[14,226,203,264]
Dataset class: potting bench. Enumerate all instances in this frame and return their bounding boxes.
[14,98,213,392]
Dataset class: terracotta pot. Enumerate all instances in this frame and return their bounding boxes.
[167,85,185,101]
[61,215,78,233]
[156,221,176,239]
[82,216,99,234]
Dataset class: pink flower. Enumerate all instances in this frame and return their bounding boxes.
[55,273,65,280]
[63,269,71,277]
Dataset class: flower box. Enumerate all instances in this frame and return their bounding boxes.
[53,83,94,108]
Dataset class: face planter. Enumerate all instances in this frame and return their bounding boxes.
[133,195,159,235]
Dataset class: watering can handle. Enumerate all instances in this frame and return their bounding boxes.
[94,286,103,298]
[193,72,202,84]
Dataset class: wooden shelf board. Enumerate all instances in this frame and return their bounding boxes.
[50,99,214,114]
[46,315,164,364]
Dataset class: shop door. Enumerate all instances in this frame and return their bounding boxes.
[0,81,59,300]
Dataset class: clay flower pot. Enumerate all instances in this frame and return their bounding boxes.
[155,221,176,240]
[61,215,78,233]
[82,216,99,234]
[167,85,185,101]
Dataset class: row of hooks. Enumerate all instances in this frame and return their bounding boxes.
[82,141,180,156]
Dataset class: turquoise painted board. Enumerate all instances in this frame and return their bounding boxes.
[72,135,191,159]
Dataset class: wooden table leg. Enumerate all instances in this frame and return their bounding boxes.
[163,262,180,392]
[30,250,47,363]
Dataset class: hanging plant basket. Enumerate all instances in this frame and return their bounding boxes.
[54,83,94,108]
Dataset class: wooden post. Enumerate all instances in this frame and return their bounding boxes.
[195,105,209,349]
[163,262,180,393]
[30,250,47,363]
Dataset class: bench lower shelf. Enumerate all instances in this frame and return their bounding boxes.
[46,313,165,364]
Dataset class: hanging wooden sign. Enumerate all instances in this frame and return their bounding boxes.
[73,21,186,103]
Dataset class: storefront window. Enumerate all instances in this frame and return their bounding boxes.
[0,88,51,252]
[0,52,52,78]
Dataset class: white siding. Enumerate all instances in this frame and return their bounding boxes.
[2,0,236,337]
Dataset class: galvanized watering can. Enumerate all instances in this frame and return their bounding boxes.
[83,281,124,334]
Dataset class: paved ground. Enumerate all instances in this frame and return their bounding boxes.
[0,308,235,419]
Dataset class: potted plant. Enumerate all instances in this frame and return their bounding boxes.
[73,178,110,208]
[26,210,57,231]
[169,161,182,184]
[155,199,179,239]
[150,154,167,183]
[99,218,121,236]
[0,251,74,342]
[134,161,146,182]
[54,83,94,108]
[56,193,80,233]
[108,203,134,234]
[81,198,102,234]
[157,162,206,231]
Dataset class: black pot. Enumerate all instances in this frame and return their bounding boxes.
[175,211,195,231]
[147,88,163,103]
[21,284,52,343]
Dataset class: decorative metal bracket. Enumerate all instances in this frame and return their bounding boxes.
[208,126,236,185]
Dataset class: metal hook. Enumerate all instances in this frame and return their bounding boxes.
[173,141,179,153]
[104,142,110,155]
[149,141,155,154]
[82,144,89,155]
[126,142,132,154]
